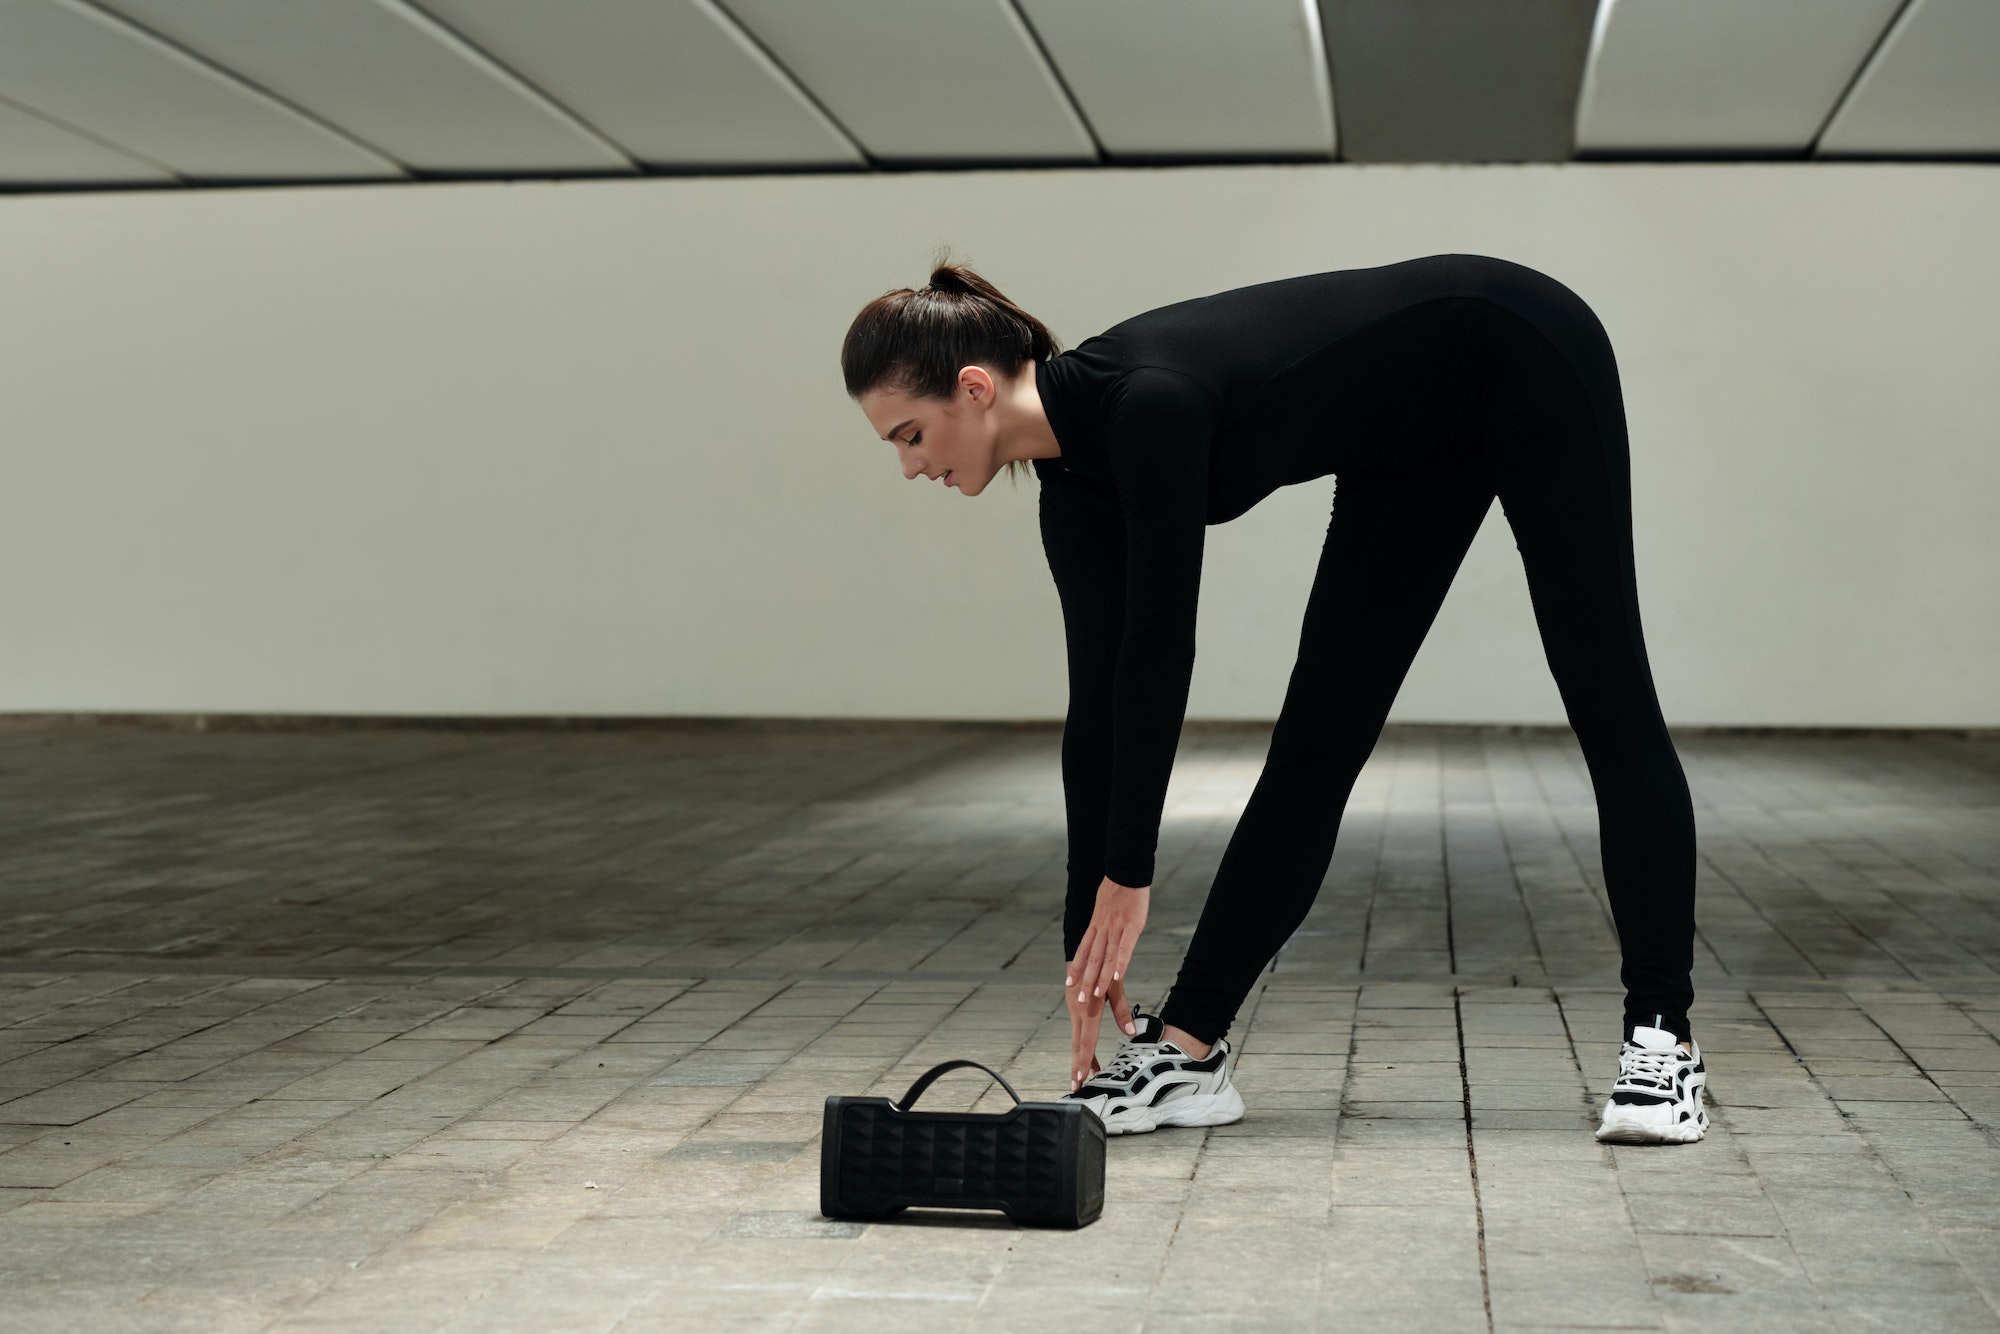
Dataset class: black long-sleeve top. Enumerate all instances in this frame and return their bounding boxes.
[1033,252,1590,960]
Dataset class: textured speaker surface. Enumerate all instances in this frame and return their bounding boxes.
[837,1104,1069,1212]
[820,1097,1105,1227]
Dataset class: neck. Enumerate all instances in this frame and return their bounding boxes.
[993,363,1062,466]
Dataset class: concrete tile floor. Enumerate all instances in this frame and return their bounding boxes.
[1,720,1997,1331]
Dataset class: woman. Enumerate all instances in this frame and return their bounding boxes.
[842,251,1707,1146]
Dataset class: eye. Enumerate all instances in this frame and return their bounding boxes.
[909,431,922,446]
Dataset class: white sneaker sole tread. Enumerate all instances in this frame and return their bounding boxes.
[1596,1099,1709,1144]
[1100,1083,1245,1136]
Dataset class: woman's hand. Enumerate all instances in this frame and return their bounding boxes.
[1067,973,1133,1091]
[1064,875,1150,1090]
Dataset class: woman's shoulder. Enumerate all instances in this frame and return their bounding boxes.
[1033,455,1122,515]
[1049,341,1223,401]
[1109,363,1223,403]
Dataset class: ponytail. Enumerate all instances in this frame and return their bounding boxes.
[841,248,1061,487]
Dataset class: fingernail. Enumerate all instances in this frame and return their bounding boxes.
[1112,971,1120,980]
[1124,1023,1135,1035]
[1064,975,1072,987]
[1077,991,1085,1002]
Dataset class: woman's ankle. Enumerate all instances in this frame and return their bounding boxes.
[1161,1022,1212,1058]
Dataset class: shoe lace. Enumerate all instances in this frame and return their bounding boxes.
[1616,1043,1676,1093]
[1097,1022,1164,1084]
[1102,1044,1152,1083]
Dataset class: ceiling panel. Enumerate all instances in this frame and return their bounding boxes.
[96,0,635,175]
[1317,0,1599,162]
[1576,0,1905,153]
[0,95,177,186]
[719,0,1096,165]
[0,0,400,181]
[1017,0,1335,160]
[413,0,862,170]
[1817,0,2000,155]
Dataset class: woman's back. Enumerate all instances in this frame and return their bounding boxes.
[1034,252,1614,519]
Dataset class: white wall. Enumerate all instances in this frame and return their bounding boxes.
[0,163,1994,727]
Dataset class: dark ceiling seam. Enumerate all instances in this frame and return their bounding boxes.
[62,0,413,182]
[1806,0,1921,160]
[1002,0,1108,165]
[706,0,879,172]
[391,0,642,176]
[0,87,182,185]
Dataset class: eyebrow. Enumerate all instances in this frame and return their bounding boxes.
[882,418,916,442]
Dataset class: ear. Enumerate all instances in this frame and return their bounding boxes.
[958,364,996,405]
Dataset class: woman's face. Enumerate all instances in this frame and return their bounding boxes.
[857,367,1000,497]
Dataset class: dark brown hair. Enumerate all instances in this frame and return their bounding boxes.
[841,246,1061,487]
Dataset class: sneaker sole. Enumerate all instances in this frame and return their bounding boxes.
[1595,1111,1708,1144]
[1104,1083,1246,1136]
[1595,1091,1710,1145]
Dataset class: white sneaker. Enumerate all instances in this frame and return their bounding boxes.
[1596,1022,1708,1144]
[1063,1008,1245,1136]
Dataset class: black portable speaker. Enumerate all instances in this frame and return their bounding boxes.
[819,1058,1105,1227]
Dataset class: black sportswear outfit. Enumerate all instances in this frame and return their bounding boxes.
[1033,252,1697,1045]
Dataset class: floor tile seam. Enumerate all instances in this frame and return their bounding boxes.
[1846,827,2000,969]
[276,961,995,985]
[952,992,1098,1322]
[246,1216,519,1332]
[1516,740,1620,950]
[1436,747,1461,978]
[16,957,1971,992]
[1756,993,1992,1134]
[76,992,406,1086]
[1479,733,1558,992]
[1824,1011,2000,1288]
[1,975,269,1034]
[1741,990,1994,1316]
[0,1061,314,1160]
[197,1010,667,1165]
[0,974,227,1034]
[1547,987,1699,1328]
[1296,976,1368,1309]
[24,1163,450,1321]
[0,1041,348,1136]
[675,734,1016,885]
[1717,805,1932,983]
[1449,988,1495,1333]
[1696,833,1832,983]
[889,845,1064,976]
[715,851,988,976]
[1799,885,2000,983]
[1131,1180,1190,1332]
[1848,996,2000,1072]
[946,878,1069,977]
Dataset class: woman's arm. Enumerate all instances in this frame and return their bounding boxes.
[1098,365,1223,893]
[1042,367,1222,1086]
[1038,467,1126,963]
[1037,365,1222,958]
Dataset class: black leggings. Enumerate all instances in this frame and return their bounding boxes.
[1155,295,1698,1046]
